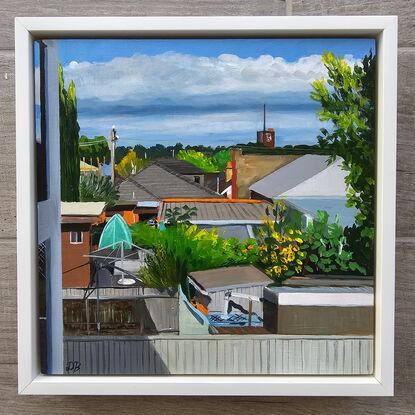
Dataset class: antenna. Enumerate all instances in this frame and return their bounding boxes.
[263,104,266,132]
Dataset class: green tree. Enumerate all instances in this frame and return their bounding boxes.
[115,149,148,178]
[59,64,80,201]
[79,172,119,205]
[310,51,376,273]
[176,149,231,172]
[79,135,110,164]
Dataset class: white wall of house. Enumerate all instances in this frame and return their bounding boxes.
[37,40,63,374]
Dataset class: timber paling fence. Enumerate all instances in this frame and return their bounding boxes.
[63,334,373,375]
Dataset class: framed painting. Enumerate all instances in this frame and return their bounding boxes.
[15,16,397,395]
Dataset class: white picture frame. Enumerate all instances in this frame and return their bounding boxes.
[15,15,397,396]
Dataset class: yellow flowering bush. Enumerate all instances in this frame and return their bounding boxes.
[255,200,306,281]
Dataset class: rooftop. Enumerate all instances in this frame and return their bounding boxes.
[189,265,271,292]
[249,155,346,198]
[61,202,106,216]
[159,199,270,223]
[117,162,220,203]
[155,158,205,175]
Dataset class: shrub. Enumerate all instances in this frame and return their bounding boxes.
[131,223,258,288]
[79,172,119,205]
[141,246,188,288]
[164,205,197,226]
[255,200,306,282]
[302,210,366,275]
[255,200,366,281]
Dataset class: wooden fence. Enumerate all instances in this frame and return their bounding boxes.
[64,334,373,376]
[63,288,179,334]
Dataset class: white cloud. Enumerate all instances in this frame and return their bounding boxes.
[62,52,358,103]
[56,51,360,146]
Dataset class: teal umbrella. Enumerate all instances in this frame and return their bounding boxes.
[98,214,132,250]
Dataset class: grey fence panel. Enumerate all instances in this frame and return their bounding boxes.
[64,335,373,376]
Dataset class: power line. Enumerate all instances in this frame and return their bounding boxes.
[79,140,108,147]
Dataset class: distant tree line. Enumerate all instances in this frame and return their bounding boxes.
[114,143,229,164]
[238,142,332,156]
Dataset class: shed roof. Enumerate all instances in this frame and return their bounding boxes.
[159,199,270,222]
[61,202,106,216]
[80,160,98,172]
[117,162,220,203]
[249,155,344,198]
[189,265,270,292]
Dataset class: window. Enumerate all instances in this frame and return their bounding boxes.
[70,231,83,244]
[194,176,200,184]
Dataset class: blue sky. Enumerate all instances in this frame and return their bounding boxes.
[52,38,376,148]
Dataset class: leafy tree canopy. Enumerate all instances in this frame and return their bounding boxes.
[115,149,149,178]
[79,135,110,162]
[310,51,376,273]
[176,149,231,172]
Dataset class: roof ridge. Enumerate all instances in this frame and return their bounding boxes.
[155,157,206,174]
[126,175,161,200]
[151,161,221,196]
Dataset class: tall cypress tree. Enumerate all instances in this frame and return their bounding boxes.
[59,64,80,201]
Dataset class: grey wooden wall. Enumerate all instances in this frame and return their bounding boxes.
[0,0,413,413]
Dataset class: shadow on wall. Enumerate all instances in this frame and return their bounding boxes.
[64,335,171,375]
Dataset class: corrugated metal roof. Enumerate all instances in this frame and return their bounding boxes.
[61,202,106,216]
[189,265,270,291]
[117,163,220,203]
[159,200,270,222]
[249,154,339,198]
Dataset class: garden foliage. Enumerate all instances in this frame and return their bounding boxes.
[131,222,258,288]
[255,200,366,282]
[164,205,197,225]
[255,200,306,281]
[302,210,366,275]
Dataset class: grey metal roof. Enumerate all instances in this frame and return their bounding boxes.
[159,200,270,222]
[117,163,220,203]
[249,154,333,198]
[117,179,159,202]
[155,158,205,175]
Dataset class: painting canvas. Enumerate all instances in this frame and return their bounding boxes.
[35,37,376,376]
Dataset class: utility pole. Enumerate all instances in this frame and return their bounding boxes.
[108,125,118,183]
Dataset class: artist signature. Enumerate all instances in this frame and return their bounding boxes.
[65,361,81,374]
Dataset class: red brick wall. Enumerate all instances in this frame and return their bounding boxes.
[61,223,91,288]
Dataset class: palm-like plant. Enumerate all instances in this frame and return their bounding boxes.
[164,205,197,225]
[79,173,119,205]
